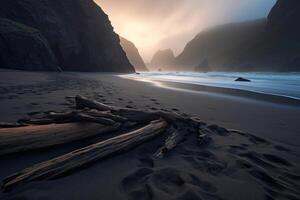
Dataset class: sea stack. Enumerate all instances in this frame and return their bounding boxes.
[150,49,175,70]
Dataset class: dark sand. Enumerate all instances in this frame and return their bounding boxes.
[0,71,299,200]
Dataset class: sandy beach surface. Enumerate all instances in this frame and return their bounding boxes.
[0,70,299,200]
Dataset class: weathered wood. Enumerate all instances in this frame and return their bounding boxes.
[0,122,27,128]
[76,95,117,111]
[2,119,168,191]
[198,127,213,146]
[47,111,75,120]
[0,95,206,192]
[114,109,158,122]
[48,110,126,123]
[75,96,178,120]
[73,113,116,125]
[75,95,157,122]
[0,123,120,156]
[83,110,127,122]
[155,124,192,158]
[27,111,116,126]
[155,128,182,158]
[75,96,197,124]
[21,118,66,125]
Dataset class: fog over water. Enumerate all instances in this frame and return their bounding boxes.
[97,0,276,62]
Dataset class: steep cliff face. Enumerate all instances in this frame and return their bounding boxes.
[265,0,300,71]
[174,20,266,71]
[0,0,135,72]
[267,0,300,35]
[120,37,148,71]
[0,18,60,71]
[150,49,175,70]
[174,0,300,72]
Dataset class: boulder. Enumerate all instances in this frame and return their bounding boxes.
[235,77,251,82]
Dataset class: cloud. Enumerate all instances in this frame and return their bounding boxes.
[96,0,276,61]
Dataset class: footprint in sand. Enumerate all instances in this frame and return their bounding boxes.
[262,154,292,167]
[27,111,42,116]
[160,108,169,112]
[249,169,286,191]
[138,156,154,168]
[122,166,220,200]
[274,145,291,153]
[238,151,278,169]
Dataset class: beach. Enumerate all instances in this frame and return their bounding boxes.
[0,70,299,200]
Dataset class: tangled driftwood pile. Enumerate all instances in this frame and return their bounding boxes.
[0,95,211,191]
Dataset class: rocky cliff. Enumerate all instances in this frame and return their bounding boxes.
[120,37,148,71]
[174,19,266,71]
[174,0,300,72]
[265,0,300,70]
[150,49,175,70]
[268,0,300,35]
[0,18,60,71]
[0,0,135,72]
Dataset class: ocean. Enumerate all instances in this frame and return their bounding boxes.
[124,72,300,100]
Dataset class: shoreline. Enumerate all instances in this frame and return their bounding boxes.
[122,75,300,107]
[157,80,300,106]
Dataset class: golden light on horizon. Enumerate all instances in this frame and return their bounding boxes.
[96,0,275,62]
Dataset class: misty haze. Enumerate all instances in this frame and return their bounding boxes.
[0,1,299,200]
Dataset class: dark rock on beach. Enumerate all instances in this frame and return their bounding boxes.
[0,0,135,72]
[235,77,251,82]
[0,18,60,71]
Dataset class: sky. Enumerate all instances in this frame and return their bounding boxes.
[96,0,276,62]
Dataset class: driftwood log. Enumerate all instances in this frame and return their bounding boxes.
[0,123,120,156]
[2,119,168,191]
[0,95,205,191]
